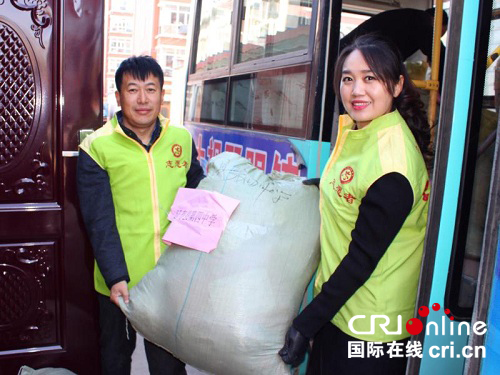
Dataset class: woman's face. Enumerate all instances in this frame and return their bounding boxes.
[339,49,403,129]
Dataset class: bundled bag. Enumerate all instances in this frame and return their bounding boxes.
[18,366,76,375]
[121,152,320,374]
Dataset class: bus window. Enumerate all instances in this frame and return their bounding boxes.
[237,0,313,63]
[184,84,200,122]
[229,76,255,125]
[200,79,227,123]
[194,0,233,73]
[229,65,309,136]
[185,79,228,124]
[445,2,498,319]
[339,11,369,39]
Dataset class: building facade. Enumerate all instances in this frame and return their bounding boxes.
[103,0,191,120]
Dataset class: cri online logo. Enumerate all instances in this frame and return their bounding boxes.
[349,303,487,337]
[406,303,453,335]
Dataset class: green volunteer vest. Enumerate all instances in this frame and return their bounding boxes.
[316,110,429,341]
[80,115,192,296]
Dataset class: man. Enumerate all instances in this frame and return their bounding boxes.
[340,8,448,86]
[77,56,204,374]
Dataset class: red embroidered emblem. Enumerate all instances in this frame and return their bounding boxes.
[340,166,354,184]
[329,179,356,204]
[172,144,182,158]
[422,180,430,201]
[343,193,356,204]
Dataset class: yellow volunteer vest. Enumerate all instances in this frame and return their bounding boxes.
[80,115,192,296]
[316,110,429,341]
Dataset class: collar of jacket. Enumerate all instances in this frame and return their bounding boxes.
[111,111,170,150]
[340,110,405,138]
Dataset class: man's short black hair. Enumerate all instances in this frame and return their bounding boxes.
[115,56,164,92]
[425,7,449,27]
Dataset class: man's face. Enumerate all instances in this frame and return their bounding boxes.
[115,73,164,132]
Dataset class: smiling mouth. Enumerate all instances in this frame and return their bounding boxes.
[352,102,370,110]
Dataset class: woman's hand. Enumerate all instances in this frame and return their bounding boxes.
[278,325,309,367]
[302,178,320,188]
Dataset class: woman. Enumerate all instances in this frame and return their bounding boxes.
[279,35,432,374]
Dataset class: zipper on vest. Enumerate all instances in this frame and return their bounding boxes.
[115,128,163,263]
[144,146,162,263]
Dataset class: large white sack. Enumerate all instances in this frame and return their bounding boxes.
[121,152,320,375]
[18,367,76,375]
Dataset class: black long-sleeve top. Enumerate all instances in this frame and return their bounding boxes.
[77,114,204,289]
[293,172,414,338]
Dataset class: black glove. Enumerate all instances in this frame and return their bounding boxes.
[278,325,309,367]
[302,178,320,188]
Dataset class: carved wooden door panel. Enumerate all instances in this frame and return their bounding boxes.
[0,1,102,373]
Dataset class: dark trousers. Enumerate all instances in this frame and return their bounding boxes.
[98,293,186,375]
[307,323,409,375]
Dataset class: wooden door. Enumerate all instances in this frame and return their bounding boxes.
[0,1,102,373]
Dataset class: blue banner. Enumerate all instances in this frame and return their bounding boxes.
[186,124,308,177]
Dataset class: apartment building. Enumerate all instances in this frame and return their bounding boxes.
[103,0,191,120]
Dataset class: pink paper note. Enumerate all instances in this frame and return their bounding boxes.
[162,188,240,253]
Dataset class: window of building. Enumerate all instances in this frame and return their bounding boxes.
[110,15,133,33]
[109,37,132,54]
[158,4,190,35]
[157,46,186,77]
[111,0,134,12]
[165,55,174,77]
[107,57,122,73]
[106,80,116,97]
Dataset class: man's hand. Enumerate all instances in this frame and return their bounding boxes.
[278,325,309,367]
[110,280,129,307]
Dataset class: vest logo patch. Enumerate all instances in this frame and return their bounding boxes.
[172,144,183,158]
[340,166,354,184]
[166,160,188,169]
[422,180,430,201]
[329,179,356,204]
